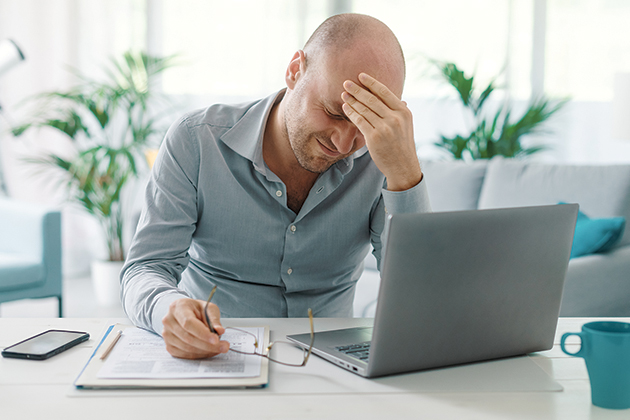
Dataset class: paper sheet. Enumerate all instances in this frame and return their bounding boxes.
[97,327,264,379]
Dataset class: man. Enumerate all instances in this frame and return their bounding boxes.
[121,13,431,359]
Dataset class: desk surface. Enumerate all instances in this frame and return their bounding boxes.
[1,317,629,420]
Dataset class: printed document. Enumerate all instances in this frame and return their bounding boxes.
[97,327,264,379]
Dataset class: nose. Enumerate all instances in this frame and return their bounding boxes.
[330,122,363,155]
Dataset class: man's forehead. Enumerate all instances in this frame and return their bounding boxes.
[318,74,363,112]
[316,73,346,105]
[314,44,404,97]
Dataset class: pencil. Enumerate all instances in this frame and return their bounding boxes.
[100,330,123,360]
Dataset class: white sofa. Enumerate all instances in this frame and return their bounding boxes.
[353,157,630,318]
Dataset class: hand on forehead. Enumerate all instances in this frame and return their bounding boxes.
[317,47,404,100]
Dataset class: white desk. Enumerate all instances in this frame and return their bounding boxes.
[1,317,628,419]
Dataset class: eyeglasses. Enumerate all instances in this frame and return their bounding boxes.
[204,285,314,367]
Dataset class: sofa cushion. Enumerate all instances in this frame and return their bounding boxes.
[478,157,630,249]
[570,210,625,258]
[421,160,489,212]
[0,254,45,291]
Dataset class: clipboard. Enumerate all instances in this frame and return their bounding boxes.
[74,323,269,389]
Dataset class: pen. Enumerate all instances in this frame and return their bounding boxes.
[100,330,123,360]
[205,285,218,334]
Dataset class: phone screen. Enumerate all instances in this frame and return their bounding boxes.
[2,330,89,359]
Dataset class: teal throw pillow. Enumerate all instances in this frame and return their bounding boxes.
[570,209,626,259]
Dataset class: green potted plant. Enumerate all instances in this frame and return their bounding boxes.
[12,51,177,304]
[433,61,567,160]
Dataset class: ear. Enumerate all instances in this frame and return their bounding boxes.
[285,50,306,90]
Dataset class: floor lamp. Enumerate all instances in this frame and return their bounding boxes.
[0,39,26,195]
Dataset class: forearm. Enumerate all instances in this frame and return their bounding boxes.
[121,115,202,334]
[384,159,423,192]
[370,176,432,270]
[120,199,196,335]
[121,263,191,335]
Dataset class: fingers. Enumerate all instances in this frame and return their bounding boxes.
[349,73,404,111]
[341,80,383,135]
[204,300,226,336]
[161,298,230,359]
[341,73,409,133]
[342,101,375,137]
[342,81,387,119]
[164,329,229,359]
[340,72,421,192]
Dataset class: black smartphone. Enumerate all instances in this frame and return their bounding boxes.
[1,330,90,360]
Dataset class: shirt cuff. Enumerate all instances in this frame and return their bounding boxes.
[151,292,190,336]
[382,177,432,214]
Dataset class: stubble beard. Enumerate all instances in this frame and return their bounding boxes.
[284,112,338,174]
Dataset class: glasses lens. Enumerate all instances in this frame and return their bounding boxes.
[267,341,308,366]
[224,327,259,354]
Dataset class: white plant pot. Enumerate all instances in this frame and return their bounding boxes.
[91,260,125,306]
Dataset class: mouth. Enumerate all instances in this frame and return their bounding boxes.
[316,138,341,157]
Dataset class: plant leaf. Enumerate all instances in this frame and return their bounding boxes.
[438,61,474,108]
[432,59,568,161]
[10,50,178,261]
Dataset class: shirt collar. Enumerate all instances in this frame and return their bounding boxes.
[219,90,284,175]
[219,89,369,176]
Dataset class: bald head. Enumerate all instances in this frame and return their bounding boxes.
[303,13,405,84]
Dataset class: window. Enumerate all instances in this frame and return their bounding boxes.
[352,0,525,98]
[161,0,329,98]
[149,0,630,163]
[545,0,630,101]
[158,0,532,100]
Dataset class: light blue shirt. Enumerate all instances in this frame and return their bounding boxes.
[121,90,431,335]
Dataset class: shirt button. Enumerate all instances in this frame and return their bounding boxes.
[290,225,296,232]
[276,190,283,197]
[287,268,293,275]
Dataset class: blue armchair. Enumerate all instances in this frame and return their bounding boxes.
[0,198,62,316]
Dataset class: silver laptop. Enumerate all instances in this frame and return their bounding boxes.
[287,204,579,378]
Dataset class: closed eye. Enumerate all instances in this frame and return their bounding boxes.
[325,107,349,122]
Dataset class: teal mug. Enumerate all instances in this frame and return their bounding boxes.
[560,321,630,410]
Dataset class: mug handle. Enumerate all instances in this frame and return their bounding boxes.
[560,332,586,357]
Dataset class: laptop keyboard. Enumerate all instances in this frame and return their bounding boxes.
[335,341,371,362]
